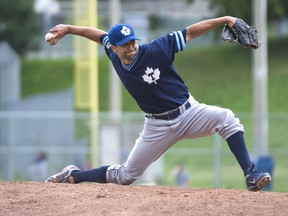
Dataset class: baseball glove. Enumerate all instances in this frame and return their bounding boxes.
[221,18,260,49]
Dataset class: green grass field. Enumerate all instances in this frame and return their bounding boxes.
[21,37,288,191]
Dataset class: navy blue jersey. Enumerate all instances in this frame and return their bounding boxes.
[101,29,190,114]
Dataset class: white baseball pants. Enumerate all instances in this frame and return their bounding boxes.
[106,95,244,185]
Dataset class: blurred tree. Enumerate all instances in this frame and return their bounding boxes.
[209,0,252,22]
[148,14,163,30]
[185,0,195,4]
[267,0,288,20]
[0,0,40,56]
[209,0,288,23]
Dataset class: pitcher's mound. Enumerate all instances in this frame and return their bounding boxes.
[1,182,288,216]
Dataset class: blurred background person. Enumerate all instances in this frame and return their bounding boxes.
[171,161,190,187]
[29,152,48,182]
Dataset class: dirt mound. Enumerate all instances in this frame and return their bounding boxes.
[1,182,288,216]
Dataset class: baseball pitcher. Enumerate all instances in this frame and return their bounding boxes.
[45,16,271,192]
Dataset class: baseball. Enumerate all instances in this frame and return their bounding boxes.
[45,32,54,41]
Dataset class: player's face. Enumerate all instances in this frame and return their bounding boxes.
[111,40,138,64]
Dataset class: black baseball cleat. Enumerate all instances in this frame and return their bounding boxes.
[45,165,80,183]
[245,163,271,192]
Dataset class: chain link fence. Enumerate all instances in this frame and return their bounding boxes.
[0,112,287,191]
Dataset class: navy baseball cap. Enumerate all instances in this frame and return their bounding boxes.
[108,24,140,46]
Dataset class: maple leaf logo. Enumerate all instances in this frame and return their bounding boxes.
[121,26,131,36]
[142,67,161,84]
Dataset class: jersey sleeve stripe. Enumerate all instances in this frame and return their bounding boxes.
[173,31,180,51]
[173,31,186,52]
[177,31,186,50]
[102,35,109,46]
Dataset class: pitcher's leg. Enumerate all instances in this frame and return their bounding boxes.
[46,119,179,185]
[178,102,250,173]
[179,102,244,140]
[195,105,251,173]
[106,119,178,185]
[226,131,251,174]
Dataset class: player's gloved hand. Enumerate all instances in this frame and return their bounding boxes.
[221,18,260,49]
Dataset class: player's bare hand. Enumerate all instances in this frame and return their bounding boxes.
[225,16,236,28]
[46,24,69,46]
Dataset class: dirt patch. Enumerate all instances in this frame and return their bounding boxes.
[1,182,288,216]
